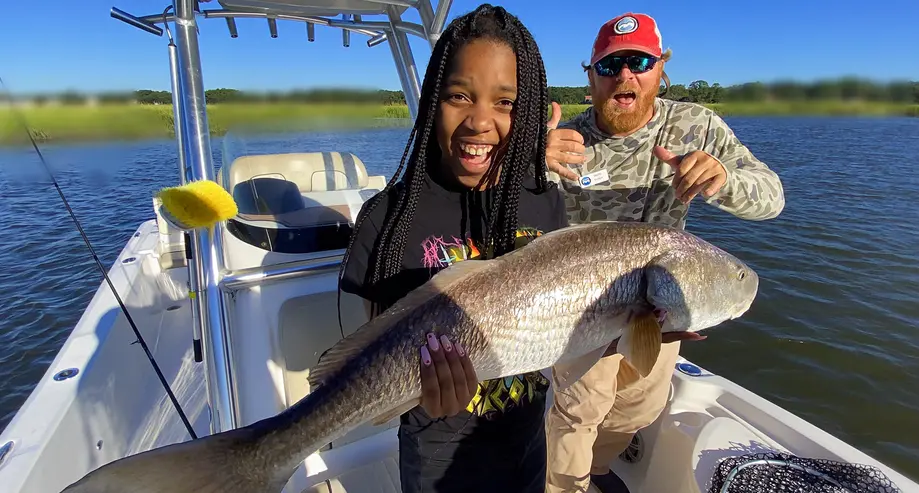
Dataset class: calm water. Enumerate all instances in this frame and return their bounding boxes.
[1,117,918,480]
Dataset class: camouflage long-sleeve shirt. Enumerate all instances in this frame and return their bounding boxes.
[547,98,785,229]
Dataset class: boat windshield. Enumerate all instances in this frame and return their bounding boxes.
[217,119,411,255]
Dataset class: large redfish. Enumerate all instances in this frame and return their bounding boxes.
[62,221,759,493]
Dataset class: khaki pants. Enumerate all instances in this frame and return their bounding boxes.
[545,342,681,493]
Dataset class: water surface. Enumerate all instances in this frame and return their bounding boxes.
[1,117,917,480]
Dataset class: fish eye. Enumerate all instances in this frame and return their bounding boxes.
[738,270,746,280]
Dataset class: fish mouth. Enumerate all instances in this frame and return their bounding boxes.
[731,271,759,319]
[731,297,756,320]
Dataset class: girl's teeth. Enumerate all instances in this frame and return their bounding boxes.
[460,144,493,156]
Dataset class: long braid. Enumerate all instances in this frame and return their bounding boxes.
[339,4,552,314]
[336,122,417,330]
[377,36,454,282]
[501,17,551,254]
[383,54,450,278]
[482,8,551,257]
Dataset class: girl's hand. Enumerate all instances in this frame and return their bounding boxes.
[419,333,478,418]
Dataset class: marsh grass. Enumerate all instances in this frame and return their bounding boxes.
[1,101,915,146]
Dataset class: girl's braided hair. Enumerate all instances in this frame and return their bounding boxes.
[339,4,551,312]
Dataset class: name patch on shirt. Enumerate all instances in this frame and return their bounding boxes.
[578,169,610,188]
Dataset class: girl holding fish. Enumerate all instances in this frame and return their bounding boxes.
[339,3,568,492]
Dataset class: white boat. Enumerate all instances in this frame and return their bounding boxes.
[0,1,915,492]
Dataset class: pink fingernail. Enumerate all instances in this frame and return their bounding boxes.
[420,346,432,366]
[427,333,440,351]
[454,341,466,357]
[440,335,453,352]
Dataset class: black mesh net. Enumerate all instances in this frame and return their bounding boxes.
[708,452,902,493]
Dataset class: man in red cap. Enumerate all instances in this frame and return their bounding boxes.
[543,12,785,493]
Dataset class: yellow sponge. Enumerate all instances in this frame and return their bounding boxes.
[156,180,238,230]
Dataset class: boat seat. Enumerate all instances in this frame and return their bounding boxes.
[234,176,307,214]
[230,176,355,229]
[218,151,386,239]
[279,289,370,404]
[219,151,380,194]
[278,289,396,447]
[691,416,784,492]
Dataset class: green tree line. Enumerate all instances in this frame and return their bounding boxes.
[8,78,918,106]
[550,78,919,104]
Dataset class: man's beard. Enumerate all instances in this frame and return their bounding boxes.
[593,83,657,135]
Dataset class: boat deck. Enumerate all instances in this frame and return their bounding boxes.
[303,457,401,493]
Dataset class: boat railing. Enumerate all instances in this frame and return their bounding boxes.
[220,254,343,292]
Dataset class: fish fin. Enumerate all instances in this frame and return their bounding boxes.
[309,259,493,390]
[501,222,597,252]
[617,312,662,378]
[552,344,610,391]
[60,424,284,493]
[372,398,420,426]
[616,358,643,387]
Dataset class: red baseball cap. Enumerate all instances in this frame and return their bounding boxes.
[590,13,663,65]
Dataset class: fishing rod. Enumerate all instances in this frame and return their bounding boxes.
[0,76,198,440]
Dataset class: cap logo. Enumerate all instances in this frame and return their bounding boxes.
[614,16,638,34]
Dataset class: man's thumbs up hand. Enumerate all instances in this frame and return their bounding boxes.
[546,102,587,181]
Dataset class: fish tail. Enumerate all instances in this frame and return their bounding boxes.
[60,424,287,493]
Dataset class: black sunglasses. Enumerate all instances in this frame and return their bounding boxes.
[593,54,658,77]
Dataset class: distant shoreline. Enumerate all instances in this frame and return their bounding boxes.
[1,102,916,146]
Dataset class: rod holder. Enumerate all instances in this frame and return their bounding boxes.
[111,6,164,36]
[367,32,388,47]
[225,17,238,38]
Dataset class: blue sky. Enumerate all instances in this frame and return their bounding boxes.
[2,0,917,95]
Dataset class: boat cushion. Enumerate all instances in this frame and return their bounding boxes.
[236,204,354,229]
[220,152,372,193]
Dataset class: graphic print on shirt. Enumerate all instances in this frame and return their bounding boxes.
[420,226,543,269]
[420,235,482,269]
[418,225,550,419]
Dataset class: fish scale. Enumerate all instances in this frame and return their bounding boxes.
[62,221,758,493]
